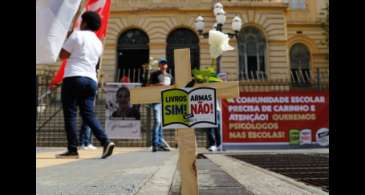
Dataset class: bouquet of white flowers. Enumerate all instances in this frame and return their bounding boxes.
[191,30,234,83]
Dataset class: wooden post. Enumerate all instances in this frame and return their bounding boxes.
[129,48,239,195]
[177,128,198,195]
[174,49,199,195]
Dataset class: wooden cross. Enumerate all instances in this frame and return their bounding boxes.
[130,48,239,195]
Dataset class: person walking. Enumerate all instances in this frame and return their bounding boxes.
[56,11,114,159]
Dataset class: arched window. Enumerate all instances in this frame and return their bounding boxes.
[238,27,267,80]
[290,43,311,85]
[289,0,306,10]
[117,29,149,82]
[166,28,200,76]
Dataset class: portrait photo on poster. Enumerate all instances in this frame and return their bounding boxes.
[105,83,142,139]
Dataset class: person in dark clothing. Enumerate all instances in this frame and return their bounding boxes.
[148,57,174,152]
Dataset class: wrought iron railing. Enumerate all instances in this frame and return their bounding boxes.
[36,66,328,147]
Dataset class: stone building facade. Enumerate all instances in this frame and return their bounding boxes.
[96,0,328,86]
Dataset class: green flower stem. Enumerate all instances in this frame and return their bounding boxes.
[211,58,216,67]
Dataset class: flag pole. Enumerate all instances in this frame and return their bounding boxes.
[72,0,87,30]
[97,38,107,92]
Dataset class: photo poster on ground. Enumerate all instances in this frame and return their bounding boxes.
[221,91,329,148]
[105,82,142,139]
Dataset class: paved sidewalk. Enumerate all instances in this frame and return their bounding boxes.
[36,147,178,195]
[37,147,329,195]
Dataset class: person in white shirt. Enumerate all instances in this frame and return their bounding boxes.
[56,11,114,159]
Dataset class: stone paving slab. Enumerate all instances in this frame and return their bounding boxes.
[136,153,178,195]
[197,158,253,195]
[36,147,144,168]
[36,148,178,195]
[169,158,252,195]
[198,159,242,188]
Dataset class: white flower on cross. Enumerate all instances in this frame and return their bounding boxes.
[208,30,234,59]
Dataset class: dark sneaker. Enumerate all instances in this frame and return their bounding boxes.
[55,151,79,159]
[152,146,159,152]
[159,145,170,152]
[102,142,115,159]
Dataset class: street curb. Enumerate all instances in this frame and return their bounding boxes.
[206,154,329,195]
[199,148,329,155]
[136,153,178,195]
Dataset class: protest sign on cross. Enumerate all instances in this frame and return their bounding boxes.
[130,48,239,195]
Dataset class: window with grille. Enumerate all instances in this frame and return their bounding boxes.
[166,28,200,77]
[238,27,267,80]
[290,43,311,86]
[117,29,149,83]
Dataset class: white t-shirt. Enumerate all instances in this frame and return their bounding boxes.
[62,31,103,82]
[158,74,172,86]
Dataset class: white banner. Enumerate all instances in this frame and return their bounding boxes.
[105,83,142,139]
[36,0,81,64]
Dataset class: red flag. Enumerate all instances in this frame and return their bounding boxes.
[87,0,111,39]
[49,0,111,89]
[49,60,67,89]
